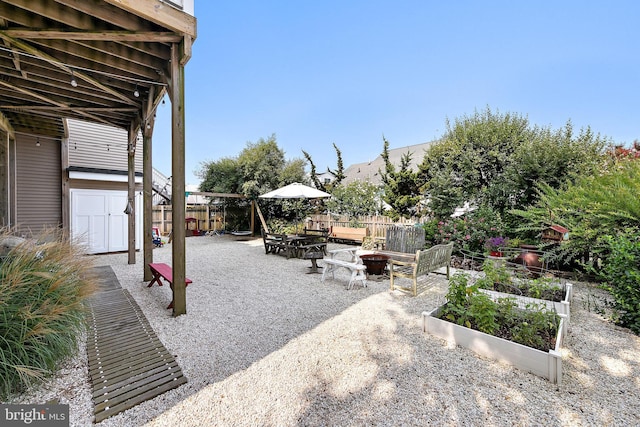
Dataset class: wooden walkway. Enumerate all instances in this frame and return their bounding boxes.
[86,266,187,423]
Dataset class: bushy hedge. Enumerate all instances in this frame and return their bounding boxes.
[597,231,640,334]
[0,231,96,399]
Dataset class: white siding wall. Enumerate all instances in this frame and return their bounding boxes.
[67,119,142,173]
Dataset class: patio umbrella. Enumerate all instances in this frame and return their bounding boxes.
[259,182,331,199]
[259,183,331,233]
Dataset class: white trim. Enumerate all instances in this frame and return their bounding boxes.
[69,170,142,183]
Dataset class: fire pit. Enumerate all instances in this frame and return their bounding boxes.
[360,254,390,276]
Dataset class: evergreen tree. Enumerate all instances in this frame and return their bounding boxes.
[379,136,422,219]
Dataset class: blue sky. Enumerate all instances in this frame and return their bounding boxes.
[152,1,639,185]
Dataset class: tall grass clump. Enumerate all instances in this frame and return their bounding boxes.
[0,229,96,400]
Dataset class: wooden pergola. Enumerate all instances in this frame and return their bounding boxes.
[0,1,197,315]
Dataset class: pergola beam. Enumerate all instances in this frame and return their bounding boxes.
[0,79,111,125]
[103,0,196,39]
[0,33,140,106]
[1,29,182,42]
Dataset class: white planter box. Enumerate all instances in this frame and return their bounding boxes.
[479,282,573,321]
[422,305,568,384]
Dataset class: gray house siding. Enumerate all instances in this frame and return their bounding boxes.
[0,130,8,226]
[15,134,62,235]
[67,119,143,173]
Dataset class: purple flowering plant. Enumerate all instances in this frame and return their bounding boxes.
[485,236,508,252]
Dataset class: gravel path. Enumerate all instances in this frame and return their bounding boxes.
[10,236,640,426]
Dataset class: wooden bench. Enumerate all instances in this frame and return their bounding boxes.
[321,247,367,289]
[328,226,369,244]
[262,231,290,256]
[147,263,193,309]
[389,242,453,296]
[302,228,329,238]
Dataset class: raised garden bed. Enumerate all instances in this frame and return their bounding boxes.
[474,260,574,319]
[423,304,568,384]
[479,282,573,319]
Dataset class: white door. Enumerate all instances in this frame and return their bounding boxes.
[71,189,141,254]
[107,193,128,251]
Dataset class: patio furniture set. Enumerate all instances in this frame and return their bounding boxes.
[262,229,329,270]
[321,242,454,295]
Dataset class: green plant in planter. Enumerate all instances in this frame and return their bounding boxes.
[477,260,565,302]
[443,273,475,327]
[527,277,563,300]
[441,272,560,351]
[444,273,498,333]
[467,292,499,334]
[509,303,561,349]
[477,259,513,289]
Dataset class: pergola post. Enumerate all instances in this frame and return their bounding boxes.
[142,87,157,281]
[170,41,187,316]
[127,123,137,265]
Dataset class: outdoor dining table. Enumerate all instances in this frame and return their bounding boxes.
[286,234,327,271]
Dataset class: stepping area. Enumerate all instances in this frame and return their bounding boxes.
[86,266,187,423]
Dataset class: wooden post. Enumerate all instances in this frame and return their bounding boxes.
[170,41,187,316]
[0,130,7,225]
[161,205,165,234]
[255,202,268,233]
[127,123,137,265]
[143,94,155,281]
[250,200,255,236]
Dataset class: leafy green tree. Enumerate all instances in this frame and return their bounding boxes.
[280,158,309,186]
[197,157,243,194]
[419,108,609,222]
[380,136,422,220]
[325,180,380,220]
[198,135,308,229]
[419,108,530,218]
[238,134,287,199]
[505,122,608,214]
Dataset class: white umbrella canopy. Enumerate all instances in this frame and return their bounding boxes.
[259,182,331,199]
[259,183,331,234]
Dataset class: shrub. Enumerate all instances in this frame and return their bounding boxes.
[423,205,505,254]
[512,159,640,268]
[596,230,640,334]
[0,230,96,399]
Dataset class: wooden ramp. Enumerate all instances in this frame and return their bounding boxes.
[86,267,187,423]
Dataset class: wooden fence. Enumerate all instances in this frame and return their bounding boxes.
[307,213,425,238]
[153,205,426,239]
[152,205,224,235]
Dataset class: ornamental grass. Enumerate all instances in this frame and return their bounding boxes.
[0,228,97,400]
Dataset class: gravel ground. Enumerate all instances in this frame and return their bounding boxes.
[9,236,640,426]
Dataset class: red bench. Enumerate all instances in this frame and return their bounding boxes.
[147,263,193,309]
